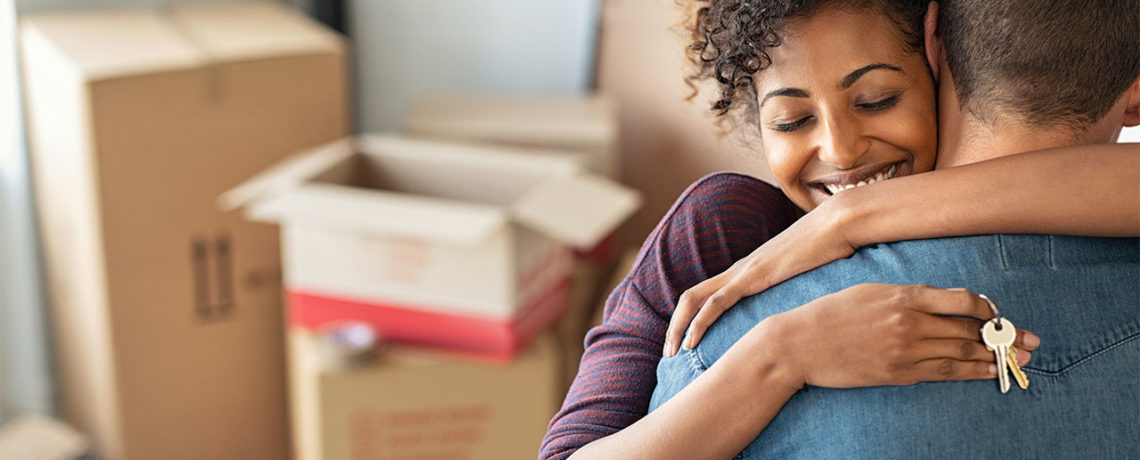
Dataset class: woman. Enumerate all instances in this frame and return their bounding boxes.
[541,0,1138,458]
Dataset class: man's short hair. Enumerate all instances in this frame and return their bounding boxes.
[940,0,1140,131]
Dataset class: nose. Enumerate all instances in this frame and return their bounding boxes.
[815,111,871,169]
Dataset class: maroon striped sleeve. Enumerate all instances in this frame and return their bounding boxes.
[539,172,800,459]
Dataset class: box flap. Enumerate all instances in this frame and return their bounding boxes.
[512,174,641,249]
[165,2,344,63]
[358,134,585,177]
[19,3,341,81]
[404,94,616,149]
[20,10,206,80]
[217,139,354,212]
[250,184,508,246]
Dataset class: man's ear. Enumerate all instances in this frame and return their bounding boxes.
[923,1,942,83]
[1122,76,1140,127]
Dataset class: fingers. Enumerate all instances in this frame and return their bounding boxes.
[913,339,993,362]
[903,285,1043,351]
[913,315,985,341]
[666,274,730,357]
[904,285,994,319]
[683,283,748,350]
[1018,329,1041,351]
[665,292,699,357]
[908,358,997,382]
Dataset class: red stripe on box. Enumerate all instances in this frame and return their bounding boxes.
[288,278,570,361]
[573,234,614,262]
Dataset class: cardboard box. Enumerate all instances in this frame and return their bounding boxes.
[20,3,348,459]
[404,94,619,177]
[289,329,560,460]
[221,135,641,359]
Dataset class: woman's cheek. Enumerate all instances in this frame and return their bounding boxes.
[762,136,816,209]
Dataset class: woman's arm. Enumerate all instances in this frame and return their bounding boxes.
[667,143,1138,354]
[540,173,801,459]
[572,284,1037,459]
[836,143,1139,247]
[570,316,801,459]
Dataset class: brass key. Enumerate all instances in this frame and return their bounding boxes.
[981,317,1017,393]
[1006,345,1030,390]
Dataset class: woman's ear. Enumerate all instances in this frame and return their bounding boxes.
[923,1,942,83]
[1122,76,1140,127]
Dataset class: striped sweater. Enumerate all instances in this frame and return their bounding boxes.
[540,172,801,459]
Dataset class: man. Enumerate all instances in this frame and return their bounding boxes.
[650,0,1140,458]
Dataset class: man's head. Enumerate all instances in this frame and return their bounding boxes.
[926,0,1140,158]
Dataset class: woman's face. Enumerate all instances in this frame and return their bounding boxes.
[757,6,938,211]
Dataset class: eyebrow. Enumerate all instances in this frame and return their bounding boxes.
[838,63,903,90]
[759,63,905,108]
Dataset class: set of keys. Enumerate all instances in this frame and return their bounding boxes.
[978,295,1030,393]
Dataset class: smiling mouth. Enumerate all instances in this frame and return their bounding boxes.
[815,162,901,196]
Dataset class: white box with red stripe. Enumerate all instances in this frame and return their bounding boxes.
[221,135,640,358]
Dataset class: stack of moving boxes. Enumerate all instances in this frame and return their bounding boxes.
[20,3,348,459]
[23,1,638,458]
[227,109,639,458]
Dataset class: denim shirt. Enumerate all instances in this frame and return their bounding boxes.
[650,235,1140,459]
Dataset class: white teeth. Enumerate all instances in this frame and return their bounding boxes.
[822,163,899,195]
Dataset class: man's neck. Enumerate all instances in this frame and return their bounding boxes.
[934,115,1078,169]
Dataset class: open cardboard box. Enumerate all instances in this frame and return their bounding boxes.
[221,135,641,358]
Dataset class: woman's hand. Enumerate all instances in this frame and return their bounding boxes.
[665,196,858,357]
[760,284,1041,389]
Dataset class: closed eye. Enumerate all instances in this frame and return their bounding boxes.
[773,116,813,132]
[857,94,900,111]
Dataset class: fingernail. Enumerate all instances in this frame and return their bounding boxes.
[1018,349,1030,364]
[1023,332,1040,347]
[663,341,672,357]
[988,364,997,375]
[948,287,968,291]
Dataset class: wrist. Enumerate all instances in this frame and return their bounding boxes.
[739,313,806,393]
[819,186,872,249]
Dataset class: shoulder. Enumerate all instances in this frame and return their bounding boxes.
[648,172,798,261]
[656,172,797,241]
[625,173,799,314]
[671,172,792,218]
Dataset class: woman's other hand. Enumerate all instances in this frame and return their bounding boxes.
[665,197,858,357]
[761,284,1041,389]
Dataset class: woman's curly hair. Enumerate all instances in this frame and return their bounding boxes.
[686,0,928,130]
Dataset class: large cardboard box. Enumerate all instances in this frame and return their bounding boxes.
[20,3,349,459]
[404,94,619,177]
[221,135,641,359]
[289,328,560,460]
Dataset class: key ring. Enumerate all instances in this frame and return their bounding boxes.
[978,293,1003,328]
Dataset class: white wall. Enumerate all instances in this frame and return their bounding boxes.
[348,0,601,132]
[1,0,57,424]
[1120,126,1140,143]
